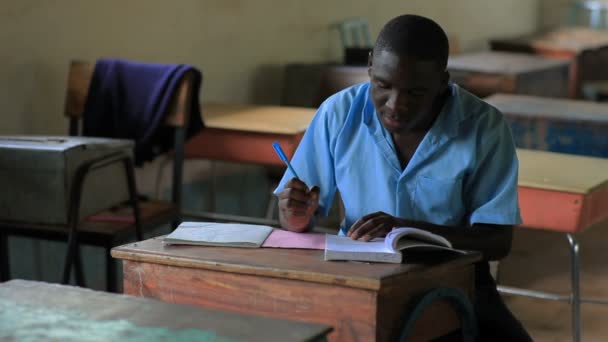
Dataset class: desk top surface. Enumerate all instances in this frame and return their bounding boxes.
[486,93,608,123]
[112,236,480,291]
[447,51,569,74]
[202,103,316,135]
[493,26,608,53]
[0,279,331,342]
[517,149,608,193]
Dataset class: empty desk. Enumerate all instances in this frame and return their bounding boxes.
[486,94,608,158]
[447,51,570,98]
[186,103,316,167]
[506,149,608,342]
[0,279,332,342]
[491,27,608,98]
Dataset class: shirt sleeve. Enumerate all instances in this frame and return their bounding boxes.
[466,115,522,226]
[273,100,338,216]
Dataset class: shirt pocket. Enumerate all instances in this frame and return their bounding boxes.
[413,175,465,226]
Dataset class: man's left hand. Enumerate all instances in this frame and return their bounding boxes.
[347,211,404,241]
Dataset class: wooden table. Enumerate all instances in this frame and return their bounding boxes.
[0,279,331,342]
[112,239,481,341]
[281,64,368,108]
[505,149,608,342]
[447,51,570,98]
[186,104,316,167]
[490,27,608,98]
[486,94,608,158]
[517,149,608,233]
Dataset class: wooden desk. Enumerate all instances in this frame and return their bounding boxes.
[186,104,316,167]
[0,279,331,342]
[490,27,608,98]
[447,51,570,98]
[112,238,481,341]
[281,64,368,108]
[517,149,608,233]
[486,94,608,158]
[507,149,608,342]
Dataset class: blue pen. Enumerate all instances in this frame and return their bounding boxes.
[272,141,300,179]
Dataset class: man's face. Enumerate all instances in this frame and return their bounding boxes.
[368,50,447,134]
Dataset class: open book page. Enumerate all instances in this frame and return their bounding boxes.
[386,227,452,251]
[324,234,402,263]
[164,222,274,248]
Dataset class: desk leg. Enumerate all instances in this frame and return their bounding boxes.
[567,234,581,342]
[106,246,117,293]
[0,233,10,281]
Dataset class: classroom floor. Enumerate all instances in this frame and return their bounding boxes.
[499,221,608,342]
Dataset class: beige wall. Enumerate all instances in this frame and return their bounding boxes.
[1,0,538,135]
[539,0,571,29]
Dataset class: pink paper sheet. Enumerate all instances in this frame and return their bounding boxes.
[262,229,326,250]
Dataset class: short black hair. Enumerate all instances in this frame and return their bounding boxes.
[374,14,449,69]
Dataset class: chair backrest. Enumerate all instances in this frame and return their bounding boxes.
[63,60,196,207]
[64,60,194,134]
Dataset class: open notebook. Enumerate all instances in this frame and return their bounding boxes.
[163,222,325,249]
[324,227,466,263]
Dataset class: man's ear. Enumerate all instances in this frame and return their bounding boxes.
[367,50,373,78]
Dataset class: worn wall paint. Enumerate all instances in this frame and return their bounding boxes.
[0,0,538,135]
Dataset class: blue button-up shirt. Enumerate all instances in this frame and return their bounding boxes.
[275,82,522,235]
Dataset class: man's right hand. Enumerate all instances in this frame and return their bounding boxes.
[277,178,320,232]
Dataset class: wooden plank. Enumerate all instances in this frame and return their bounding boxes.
[486,94,608,158]
[448,51,569,74]
[487,94,608,122]
[517,149,608,194]
[202,103,315,134]
[519,186,585,232]
[519,184,608,233]
[490,27,608,98]
[447,52,569,97]
[112,237,480,291]
[184,128,302,167]
[123,261,376,342]
[121,259,474,342]
[0,279,331,342]
[515,27,608,53]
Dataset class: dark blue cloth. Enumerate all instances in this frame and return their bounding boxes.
[83,58,204,165]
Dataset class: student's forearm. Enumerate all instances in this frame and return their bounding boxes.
[401,220,513,261]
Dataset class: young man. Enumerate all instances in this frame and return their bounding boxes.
[274,14,532,341]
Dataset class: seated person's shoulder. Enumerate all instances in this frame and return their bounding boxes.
[316,82,369,125]
[456,86,508,134]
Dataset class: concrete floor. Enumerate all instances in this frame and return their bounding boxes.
[499,221,608,342]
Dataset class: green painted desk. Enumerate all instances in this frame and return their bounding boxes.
[0,279,331,342]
